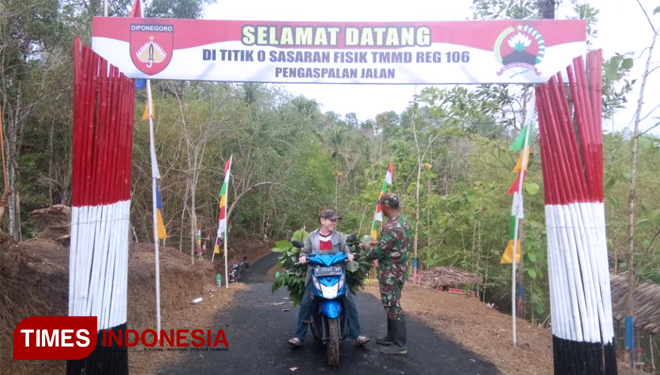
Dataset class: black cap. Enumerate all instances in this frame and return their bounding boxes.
[319,209,339,221]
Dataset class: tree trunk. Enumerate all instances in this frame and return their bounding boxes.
[414,155,421,277]
[190,153,196,264]
[7,158,20,239]
[411,106,421,283]
[2,104,25,240]
[538,0,555,19]
[357,204,368,237]
[626,6,658,359]
[190,210,197,264]
[179,187,189,251]
[427,178,431,261]
[48,121,54,204]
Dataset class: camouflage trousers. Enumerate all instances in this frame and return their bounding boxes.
[378,268,407,320]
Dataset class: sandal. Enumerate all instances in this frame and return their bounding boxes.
[355,335,371,346]
[288,337,302,347]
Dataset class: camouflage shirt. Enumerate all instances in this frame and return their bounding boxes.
[366,213,412,274]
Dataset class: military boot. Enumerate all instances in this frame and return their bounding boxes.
[377,319,393,345]
[379,317,407,355]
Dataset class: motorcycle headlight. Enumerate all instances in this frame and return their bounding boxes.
[337,274,345,291]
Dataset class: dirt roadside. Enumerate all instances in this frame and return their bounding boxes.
[0,235,269,375]
[362,283,644,375]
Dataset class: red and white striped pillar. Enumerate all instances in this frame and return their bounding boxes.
[67,37,135,375]
[537,50,617,375]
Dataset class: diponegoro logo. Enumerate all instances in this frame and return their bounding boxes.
[14,316,229,360]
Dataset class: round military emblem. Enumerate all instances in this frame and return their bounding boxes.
[494,24,545,76]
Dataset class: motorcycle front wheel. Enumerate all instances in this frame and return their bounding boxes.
[327,317,340,366]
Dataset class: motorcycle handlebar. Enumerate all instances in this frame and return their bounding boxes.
[295,258,354,266]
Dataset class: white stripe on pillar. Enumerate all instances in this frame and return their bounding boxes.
[69,200,130,331]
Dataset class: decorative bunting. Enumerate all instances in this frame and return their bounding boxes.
[214,156,232,254]
[371,161,393,240]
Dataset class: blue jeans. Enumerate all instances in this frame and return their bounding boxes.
[294,282,363,340]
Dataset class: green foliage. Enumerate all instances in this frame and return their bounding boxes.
[472,0,538,20]
[146,0,214,19]
[602,53,635,119]
[525,182,540,195]
[345,239,374,292]
[567,2,600,45]
[271,241,306,305]
[270,238,371,306]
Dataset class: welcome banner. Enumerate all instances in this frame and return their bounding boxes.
[92,18,586,84]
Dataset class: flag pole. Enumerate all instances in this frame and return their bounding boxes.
[511,119,533,347]
[147,79,162,336]
[224,156,231,289]
[224,229,229,288]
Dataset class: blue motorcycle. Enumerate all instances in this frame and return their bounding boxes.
[292,241,350,366]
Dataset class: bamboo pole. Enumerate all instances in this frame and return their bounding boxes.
[146,79,162,335]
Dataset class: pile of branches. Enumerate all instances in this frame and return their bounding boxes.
[271,236,372,306]
[416,266,483,289]
[30,205,71,244]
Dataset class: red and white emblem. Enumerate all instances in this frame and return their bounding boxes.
[130,24,174,75]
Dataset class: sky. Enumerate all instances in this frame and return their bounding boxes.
[204,0,660,133]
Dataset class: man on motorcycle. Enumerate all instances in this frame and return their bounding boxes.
[288,209,371,347]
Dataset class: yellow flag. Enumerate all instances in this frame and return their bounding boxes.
[500,239,522,264]
[512,147,531,173]
[156,210,167,239]
[142,100,155,121]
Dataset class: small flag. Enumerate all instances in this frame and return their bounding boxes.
[371,161,393,240]
[214,156,232,254]
[130,0,142,17]
[135,79,146,89]
[510,125,530,151]
[155,184,167,239]
[501,215,522,264]
[502,124,531,264]
[507,172,526,195]
[130,0,147,90]
[512,146,531,173]
[501,241,522,264]
[384,161,393,184]
[142,99,155,121]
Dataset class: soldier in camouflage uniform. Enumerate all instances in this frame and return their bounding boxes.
[361,193,411,355]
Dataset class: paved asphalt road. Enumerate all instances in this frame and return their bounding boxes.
[160,253,501,375]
